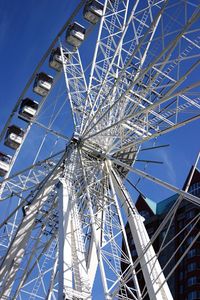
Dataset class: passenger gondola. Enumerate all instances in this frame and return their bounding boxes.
[66,22,86,47]
[0,152,12,177]
[4,125,25,150]
[83,0,104,24]
[33,72,53,97]
[19,98,39,122]
[49,47,70,71]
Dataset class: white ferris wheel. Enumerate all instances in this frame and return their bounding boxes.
[0,0,199,299]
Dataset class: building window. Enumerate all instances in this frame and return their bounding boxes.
[179,285,184,294]
[131,248,137,257]
[186,210,195,220]
[179,245,185,254]
[130,239,135,246]
[189,182,200,197]
[187,249,196,258]
[187,262,196,272]
[187,236,195,245]
[187,276,197,286]
[178,220,184,228]
[179,271,184,280]
[187,223,193,231]
[187,291,200,300]
[177,213,185,220]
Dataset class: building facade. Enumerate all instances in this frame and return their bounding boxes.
[122,168,200,300]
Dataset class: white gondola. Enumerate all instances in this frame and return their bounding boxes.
[4,125,25,150]
[49,47,70,71]
[0,152,12,177]
[66,22,86,48]
[83,0,104,24]
[33,72,53,97]
[19,98,39,122]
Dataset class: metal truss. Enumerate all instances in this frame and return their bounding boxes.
[0,0,200,299]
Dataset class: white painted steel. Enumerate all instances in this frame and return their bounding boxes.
[58,179,73,299]
[0,0,200,299]
[110,165,173,300]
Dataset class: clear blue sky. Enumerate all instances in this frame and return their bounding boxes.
[0,1,199,297]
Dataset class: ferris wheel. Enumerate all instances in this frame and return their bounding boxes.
[0,0,199,299]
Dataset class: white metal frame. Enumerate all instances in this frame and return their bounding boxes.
[0,1,200,299]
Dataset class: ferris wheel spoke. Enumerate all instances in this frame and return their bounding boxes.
[60,46,93,133]
[83,72,199,151]
[26,118,70,142]
[82,5,169,136]
[87,0,130,91]
[110,114,200,159]
[83,0,167,136]
[83,0,131,133]
[82,7,200,139]
[110,156,200,206]
[83,71,200,148]
[0,150,65,201]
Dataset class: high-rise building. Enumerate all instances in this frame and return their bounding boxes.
[122,168,200,300]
